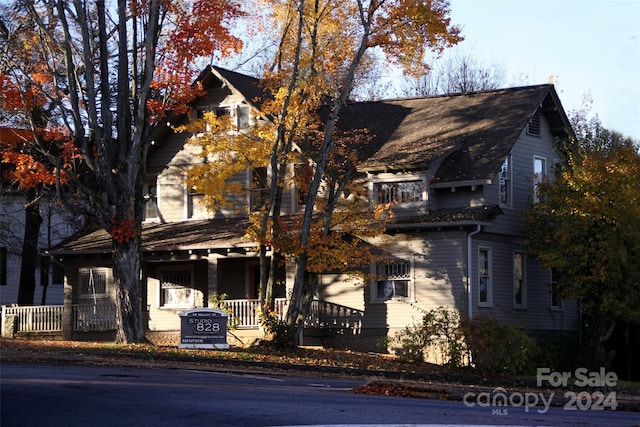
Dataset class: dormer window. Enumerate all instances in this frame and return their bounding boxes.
[196,104,251,132]
[376,181,424,204]
[187,186,207,219]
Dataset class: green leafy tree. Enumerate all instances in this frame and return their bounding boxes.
[523,124,640,323]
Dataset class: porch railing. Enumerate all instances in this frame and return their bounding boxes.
[73,303,117,331]
[221,298,288,328]
[222,299,363,331]
[2,299,363,336]
[307,300,363,332]
[1,304,64,334]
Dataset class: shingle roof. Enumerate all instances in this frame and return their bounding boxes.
[50,218,256,255]
[209,66,267,109]
[52,81,572,256]
[344,84,570,183]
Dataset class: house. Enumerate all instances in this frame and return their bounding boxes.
[0,127,84,307]
[47,66,580,348]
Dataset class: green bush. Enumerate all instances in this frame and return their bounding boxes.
[259,309,296,347]
[463,315,539,376]
[208,293,238,330]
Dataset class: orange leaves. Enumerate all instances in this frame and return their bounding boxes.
[1,126,75,190]
[165,0,244,63]
[110,211,138,243]
[1,150,55,189]
[147,0,244,123]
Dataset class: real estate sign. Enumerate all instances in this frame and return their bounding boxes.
[179,308,229,349]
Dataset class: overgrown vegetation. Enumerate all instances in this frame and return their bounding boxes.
[258,309,297,347]
[385,308,581,376]
[384,307,466,367]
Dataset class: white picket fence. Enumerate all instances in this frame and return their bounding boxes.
[1,303,117,336]
[1,299,362,336]
[1,305,64,334]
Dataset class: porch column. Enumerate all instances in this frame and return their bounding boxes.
[62,271,74,340]
[206,254,218,306]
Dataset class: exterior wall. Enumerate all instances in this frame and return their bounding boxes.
[430,186,485,210]
[470,235,579,332]
[0,194,83,305]
[145,259,208,332]
[484,111,560,234]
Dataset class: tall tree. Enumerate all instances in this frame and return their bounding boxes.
[402,48,506,96]
[0,0,242,342]
[249,0,462,341]
[522,111,640,324]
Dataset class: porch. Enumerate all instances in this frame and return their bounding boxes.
[1,299,363,339]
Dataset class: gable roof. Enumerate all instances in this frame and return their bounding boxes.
[342,84,572,184]
[201,65,266,110]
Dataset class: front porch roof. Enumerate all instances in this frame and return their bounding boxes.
[49,217,257,256]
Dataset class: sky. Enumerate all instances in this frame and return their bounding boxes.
[443,0,640,140]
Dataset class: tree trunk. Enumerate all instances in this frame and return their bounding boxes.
[17,190,42,305]
[113,237,145,343]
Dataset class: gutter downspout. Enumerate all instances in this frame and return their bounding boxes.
[467,224,482,320]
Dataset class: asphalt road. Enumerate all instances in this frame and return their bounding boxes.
[1,362,638,426]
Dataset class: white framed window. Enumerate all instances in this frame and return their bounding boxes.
[478,247,492,306]
[187,186,208,219]
[143,183,159,221]
[376,181,424,204]
[513,252,526,308]
[196,104,251,132]
[550,268,563,310]
[533,156,547,204]
[79,268,109,299]
[158,266,194,308]
[249,167,268,212]
[499,155,512,207]
[374,259,412,301]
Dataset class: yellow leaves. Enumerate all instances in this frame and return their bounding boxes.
[182,109,272,214]
[523,143,640,320]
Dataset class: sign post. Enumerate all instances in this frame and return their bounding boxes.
[179,308,229,349]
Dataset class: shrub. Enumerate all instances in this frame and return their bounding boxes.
[463,315,539,376]
[389,307,467,366]
[208,293,238,330]
[258,309,296,347]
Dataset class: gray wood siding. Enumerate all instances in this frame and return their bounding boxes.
[430,186,485,210]
[0,196,82,305]
[359,230,468,330]
[471,237,579,332]
[483,112,561,236]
